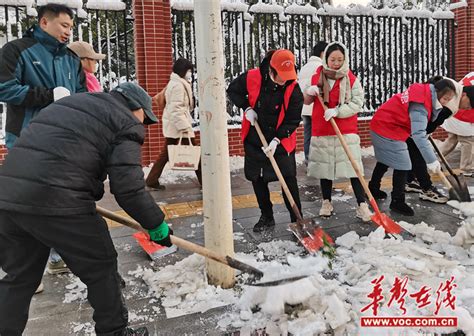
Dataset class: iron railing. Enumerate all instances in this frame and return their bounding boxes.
[172,5,455,124]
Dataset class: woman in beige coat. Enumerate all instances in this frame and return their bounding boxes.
[303,42,372,221]
[146,58,202,189]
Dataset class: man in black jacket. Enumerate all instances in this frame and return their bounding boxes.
[227,49,303,232]
[0,83,170,336]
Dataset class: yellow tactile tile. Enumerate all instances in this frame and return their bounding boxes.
[107,170,461,228]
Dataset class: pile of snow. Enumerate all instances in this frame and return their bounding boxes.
[220,226,474,335]
[129,254,238,318]
[448,201,474,248]
[86,0,126,11]
[36,0,86,18]
[134,221,474,335]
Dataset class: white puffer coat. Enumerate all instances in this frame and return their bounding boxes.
[307,42,365,180]
[162,72,195,139]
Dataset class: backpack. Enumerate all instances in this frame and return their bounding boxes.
[154,86,166,110]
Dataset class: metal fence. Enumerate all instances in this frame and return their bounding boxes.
[172,6,455,124]
[0,4,134,143]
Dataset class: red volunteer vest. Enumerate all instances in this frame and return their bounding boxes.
[241,68,298,153]
[455,73,474,123]
[310,66,358,136]
[370,83,433,141]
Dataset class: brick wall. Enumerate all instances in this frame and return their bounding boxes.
[133,0,173,165]
[453,0,474,80]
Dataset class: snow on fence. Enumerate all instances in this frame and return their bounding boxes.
[0,1,134,144]
[172,2,456,125]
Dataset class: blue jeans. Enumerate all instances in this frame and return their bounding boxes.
[302,115,312,160]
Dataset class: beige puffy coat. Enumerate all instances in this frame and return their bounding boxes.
[162,72,195,138]
[307,42,365,180]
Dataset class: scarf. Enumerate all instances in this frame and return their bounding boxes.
[317,47,352,106]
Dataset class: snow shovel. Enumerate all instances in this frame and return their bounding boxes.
[317,97,402,234]
[428,136,471,202]
[96,206,264,279]
[253,121,333,254]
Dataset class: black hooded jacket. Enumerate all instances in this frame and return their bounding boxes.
[227,57,303,182]
[0,91,164,230]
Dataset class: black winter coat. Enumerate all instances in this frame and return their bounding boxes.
[0,92,164,230]
[227,57,303,182]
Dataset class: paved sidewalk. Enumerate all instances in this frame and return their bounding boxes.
[21,150,471,335]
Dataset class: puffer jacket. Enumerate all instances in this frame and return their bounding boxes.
[0,25,86,148]
[0,91,164,230]
[298,56,323,116]
[227,56,303,182]
[307,42,364,180]
[162,72,195,138]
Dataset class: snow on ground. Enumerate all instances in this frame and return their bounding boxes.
[63,274,87,303]
[130,221,474,335]
[129,254,238,319]
[360,146,374,158]
[143,153,306,185]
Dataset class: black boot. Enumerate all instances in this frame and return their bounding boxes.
[253,215,275,232]
[390,194,414,216]
[369,182,387,200]
[120,327,149,336]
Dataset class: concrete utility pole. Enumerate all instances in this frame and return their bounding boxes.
[194,0,235,288]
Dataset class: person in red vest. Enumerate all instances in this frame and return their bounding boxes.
[439,73,474,176]
[303,41,372,222]
[368,79,469,216]
[227,49,303,232]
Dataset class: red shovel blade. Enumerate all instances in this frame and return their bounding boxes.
[301,227,334,253]
[133,232,177,260]
[369,199,402,234]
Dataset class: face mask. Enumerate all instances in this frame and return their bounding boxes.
[185,71,192,83]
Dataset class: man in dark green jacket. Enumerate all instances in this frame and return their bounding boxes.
[0,83,167,336]
[0,3,86,149]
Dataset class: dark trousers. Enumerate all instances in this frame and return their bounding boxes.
[406,137,432,190]
[302,116,312,161]
[146,137,202,186]
[320,178,366,204]
[0,210,128,336]
[252,176,301,222]
[370,162,408,200]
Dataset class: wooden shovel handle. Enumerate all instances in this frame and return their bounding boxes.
[96,206,229,266]
[254,121,303,221]
[317,97,380,213]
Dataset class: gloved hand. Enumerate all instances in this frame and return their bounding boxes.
[324,108,338,121]
[305,85,320,96]
[147,221,173,247]
[427,161,441,174]
[262,137,280,157]
[53,86,71,101]
[245,107,258,126]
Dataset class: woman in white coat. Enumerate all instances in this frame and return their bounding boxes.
[303,42,372,222]
[146,58,202,189]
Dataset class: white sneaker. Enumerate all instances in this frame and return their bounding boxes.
[319,200,334,217]
[356,202,373,222]
[35,282,44,294]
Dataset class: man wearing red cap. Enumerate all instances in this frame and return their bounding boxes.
[227,49,304,232]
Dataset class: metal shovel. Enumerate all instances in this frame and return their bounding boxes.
[253,121,334,254]
[429,136,471,202]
